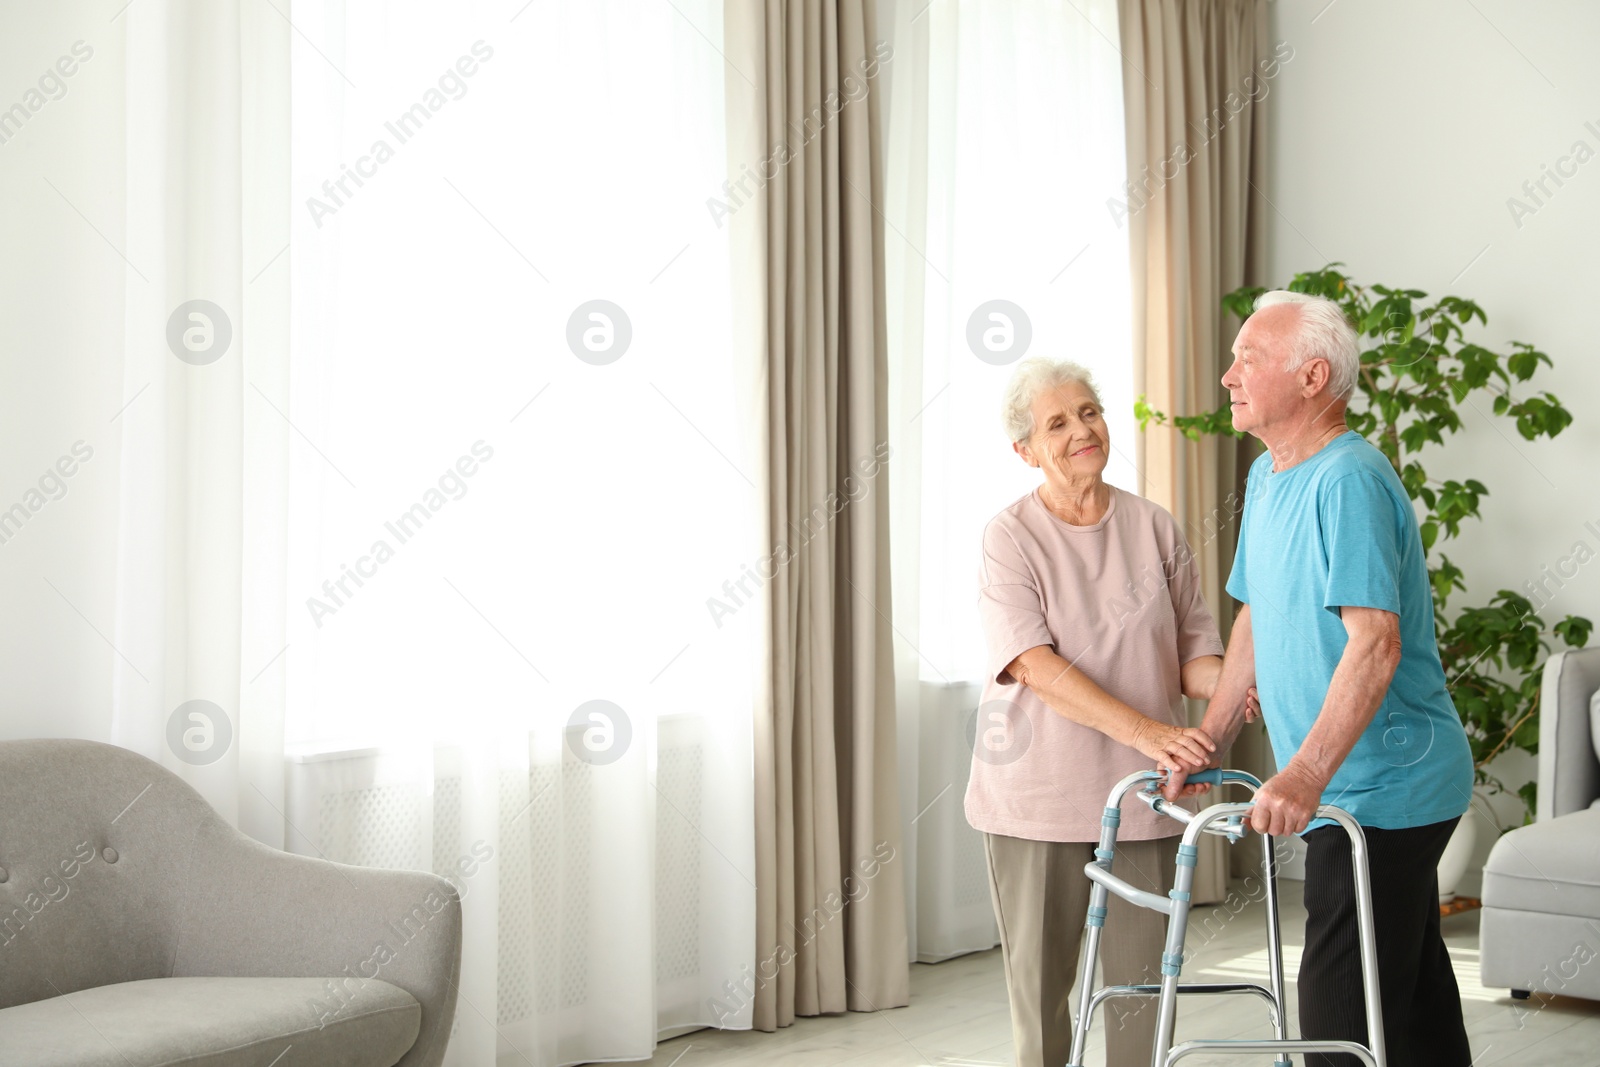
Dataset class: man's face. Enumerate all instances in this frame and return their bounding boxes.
[1221,304,1307,438]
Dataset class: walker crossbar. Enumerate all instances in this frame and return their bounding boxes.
[1085,981,1284,1023]
[1135,789,1250,841]
[1065,769,1387,1067]
[1167,1038,1379,1066]
[1083,863,1174,915]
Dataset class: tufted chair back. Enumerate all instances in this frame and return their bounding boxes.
[0,739,214,1008]
[0,738,462,1067]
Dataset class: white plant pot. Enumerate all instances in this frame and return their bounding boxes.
[1437,813,1477,902]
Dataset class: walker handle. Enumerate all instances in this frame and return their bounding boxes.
[1135,768,1262,842]
[1143,767,1261,792]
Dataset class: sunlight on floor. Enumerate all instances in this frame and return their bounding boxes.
[635,880,1600,1067]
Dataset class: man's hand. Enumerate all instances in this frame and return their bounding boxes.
[1161,687,1262,801]
[1249,761,1326,836]
[1161,765,1219,800]
[1162,760,1222,801]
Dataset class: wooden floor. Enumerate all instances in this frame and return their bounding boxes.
[632,880,1600,1067]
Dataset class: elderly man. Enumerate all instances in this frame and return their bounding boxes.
[1168,291,1475,1066]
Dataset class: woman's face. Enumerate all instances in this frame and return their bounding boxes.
[1017,381,1110,485]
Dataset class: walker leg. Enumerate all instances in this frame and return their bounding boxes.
[1067,882,1109,1067]
[1262,833,1291,1066]
[1347,828,1388,1067]
[1069,805,1127,1067]
[1151,842,1198,1067]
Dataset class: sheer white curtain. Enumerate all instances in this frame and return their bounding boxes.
[287,2,758,1064]
[103,0,293,848]
[881,0,1133,960]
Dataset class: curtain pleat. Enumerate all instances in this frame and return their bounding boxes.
[1118,0,1273,897]
[109,0,290,843]
[727,0,910,1033]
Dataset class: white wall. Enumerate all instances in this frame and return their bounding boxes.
[0,9,127,741]
[1264,0,1600,889]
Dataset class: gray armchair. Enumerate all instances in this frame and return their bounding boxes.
[0,739,461,1066]
[1480,646,1600,1002]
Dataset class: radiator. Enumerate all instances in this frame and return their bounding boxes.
[283,714,708,1032]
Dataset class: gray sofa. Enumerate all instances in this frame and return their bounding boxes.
[1480,646,1600,1002]
[0,739,462,1066]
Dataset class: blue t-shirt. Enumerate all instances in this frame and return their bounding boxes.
[1226,431,1473,832]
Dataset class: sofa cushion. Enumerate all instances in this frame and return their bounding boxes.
[1482,806,1600,919]
[0,975,419,1067]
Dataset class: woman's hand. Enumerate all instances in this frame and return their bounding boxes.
[1164,689,1260,800]
[1131,718,1216,773]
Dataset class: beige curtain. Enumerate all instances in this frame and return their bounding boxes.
[724,0,910,1033]
[1117,0,1274,894]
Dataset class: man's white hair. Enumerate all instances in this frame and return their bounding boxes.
[1254,290,1360,402]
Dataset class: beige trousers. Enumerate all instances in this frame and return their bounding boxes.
[984,833,1178,1067]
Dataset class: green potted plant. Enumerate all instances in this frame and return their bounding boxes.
[1137,266,1592,878]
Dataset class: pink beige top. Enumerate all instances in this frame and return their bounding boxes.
[963,485,1224,842]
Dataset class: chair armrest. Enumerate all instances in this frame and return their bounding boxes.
[1537,647,1600,822]
[170,819,461,1067]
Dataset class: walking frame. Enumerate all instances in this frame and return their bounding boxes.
[1065,768,1386,1067]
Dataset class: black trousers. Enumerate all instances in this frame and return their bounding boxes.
[1299,817,1473,1067]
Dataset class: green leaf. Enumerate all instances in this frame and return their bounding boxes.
[1512,715,1540,749]
[1222,287,1267,321]
[1359,297,1391,335]
[1134,395,1164,430]
[1555,615,1595,648]
[1517,781,1538,822]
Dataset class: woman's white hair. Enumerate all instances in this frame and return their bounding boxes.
[1254,290,1360,401]
[1000,357,1102,444]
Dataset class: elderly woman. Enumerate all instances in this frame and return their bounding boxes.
[965,357,1251,1067]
